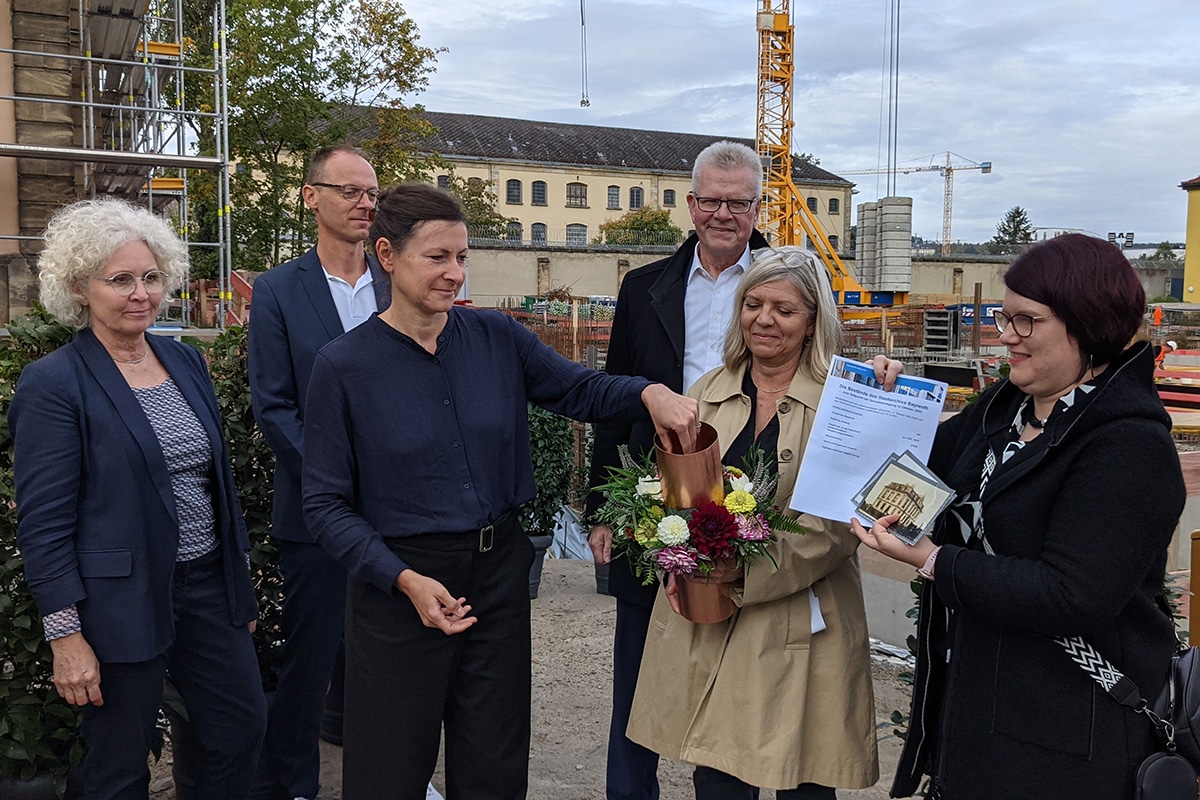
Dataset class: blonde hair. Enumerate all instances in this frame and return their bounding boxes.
[38,197,188,328]
[721,247,843,382]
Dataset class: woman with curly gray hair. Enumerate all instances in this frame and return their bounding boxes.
[10,197,265,798]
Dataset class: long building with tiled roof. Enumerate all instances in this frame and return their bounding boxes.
[415,111,854,251]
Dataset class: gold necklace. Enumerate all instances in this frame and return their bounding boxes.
[111,348,149,365]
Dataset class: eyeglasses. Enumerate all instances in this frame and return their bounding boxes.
[691,195,757,215]
[993,310,1055,337]
[310,182,380,204]
[94,270,168,296]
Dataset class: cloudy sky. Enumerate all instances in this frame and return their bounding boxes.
[398,0,1200,246]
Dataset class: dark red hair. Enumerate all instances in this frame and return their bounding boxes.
[1003,233,1144,367]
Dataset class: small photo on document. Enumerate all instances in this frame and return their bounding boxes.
[855,455,954,546]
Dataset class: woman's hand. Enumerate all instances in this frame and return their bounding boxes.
[396,569,478,635]
[50,632,103,707]
[663,573,682,616]
[869,355,905,392]
[640,384,700,454]
[850,515,935,568]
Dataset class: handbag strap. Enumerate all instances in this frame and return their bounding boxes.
[1057,634,1176,744]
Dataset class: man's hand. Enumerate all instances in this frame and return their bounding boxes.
[588,525,613,565]
[396,570,478,635]
[869,355,905,392]
[640,384,700,454]
[50,632,103,707]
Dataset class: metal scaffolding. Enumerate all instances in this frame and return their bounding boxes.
[1,0,232,327]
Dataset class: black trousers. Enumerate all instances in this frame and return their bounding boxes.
[693,767,834,800]
[80,549,266,800]
[262,539,348,799]
[342,516,533,800]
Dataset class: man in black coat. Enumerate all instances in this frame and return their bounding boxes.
[585,140,771,800]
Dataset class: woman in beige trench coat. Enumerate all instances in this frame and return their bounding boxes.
[626,247,887,799]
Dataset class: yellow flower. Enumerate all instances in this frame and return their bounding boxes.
[724,490,757,514]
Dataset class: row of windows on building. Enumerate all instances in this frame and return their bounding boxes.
[492,222,589,246]
[485,223,839,252]
[435,176,840,215]
[437,176,676,211]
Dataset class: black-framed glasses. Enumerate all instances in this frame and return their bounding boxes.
[691,195,757,215]
[310,182,380,204]
[93,270,168,296]
[993,310,1055,337]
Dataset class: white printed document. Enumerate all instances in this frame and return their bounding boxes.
[789,356,948,522]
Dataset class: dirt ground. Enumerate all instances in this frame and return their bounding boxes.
[150,558,912,799]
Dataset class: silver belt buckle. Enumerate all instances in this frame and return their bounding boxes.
[479,524,494,553]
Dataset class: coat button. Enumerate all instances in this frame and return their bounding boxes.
[780,449,793,461]
[778,401,791,414]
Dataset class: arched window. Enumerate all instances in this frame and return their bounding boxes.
[436,175,450,189]
[567,183,588,208]
[531,181,548,206]
[607,185,620,209]
[506,179,522,205]
[828,197,840,213]
[505,222,523,243]
[566,223,588,246]
[828,234,840,252]
[531,223,547,245]
[806,196,818,213]
[629,187,644,210]
[663,189,676,207]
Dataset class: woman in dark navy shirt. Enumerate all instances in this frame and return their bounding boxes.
[303,182,698,800]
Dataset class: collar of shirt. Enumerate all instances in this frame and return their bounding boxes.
[682,245,751,392]
[322,265,378,333]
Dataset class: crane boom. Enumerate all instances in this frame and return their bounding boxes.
[755,0,901,305]
[838,152,992,253]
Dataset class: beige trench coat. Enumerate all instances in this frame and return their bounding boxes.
[626,364,879,790]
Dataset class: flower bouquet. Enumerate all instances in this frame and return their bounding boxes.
[594,435,805,621]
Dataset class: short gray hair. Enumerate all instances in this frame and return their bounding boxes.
[692,141,763,197]
[722,246,843,382]
[38,197,188,328]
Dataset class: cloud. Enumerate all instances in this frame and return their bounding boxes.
[400,0,1200,244]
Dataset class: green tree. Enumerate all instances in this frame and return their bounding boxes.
[596,207,684,246]
[182,0,440,272]
[1138,241,1181,265]
[986,206,1034,255]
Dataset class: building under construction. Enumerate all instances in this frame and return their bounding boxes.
[0,0,232,325]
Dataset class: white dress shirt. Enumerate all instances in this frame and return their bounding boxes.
[323,264,378,332]
[682,245,751,392]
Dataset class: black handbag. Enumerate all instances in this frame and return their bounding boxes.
[1059,637,1200,797]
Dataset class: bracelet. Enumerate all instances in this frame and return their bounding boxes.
[916,546,941,580]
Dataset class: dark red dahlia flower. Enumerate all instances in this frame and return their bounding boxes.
[687,500,739,560]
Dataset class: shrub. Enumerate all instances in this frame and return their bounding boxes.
[0,307,82,788]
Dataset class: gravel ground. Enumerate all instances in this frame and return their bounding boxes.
[151,558,913,799]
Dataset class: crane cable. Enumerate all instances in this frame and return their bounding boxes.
[579,0,590,107]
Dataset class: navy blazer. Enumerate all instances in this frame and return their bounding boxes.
[247,247,390,543]
[11,329,257,664]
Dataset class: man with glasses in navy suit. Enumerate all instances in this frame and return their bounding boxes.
[250,145,410,800]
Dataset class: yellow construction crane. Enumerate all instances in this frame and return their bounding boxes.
[755,0,903,305]
[839,152,992,254]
